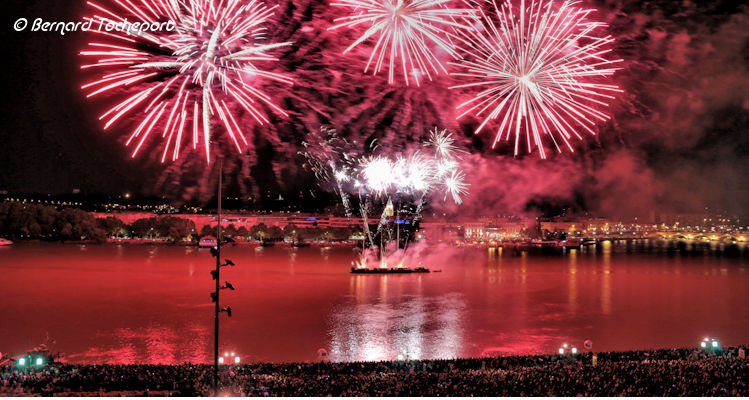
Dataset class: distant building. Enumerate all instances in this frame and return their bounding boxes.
[655,213,711,228]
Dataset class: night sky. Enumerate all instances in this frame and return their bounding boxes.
[1,0,747,218]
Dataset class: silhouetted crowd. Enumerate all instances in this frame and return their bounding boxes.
[2,347,747,396]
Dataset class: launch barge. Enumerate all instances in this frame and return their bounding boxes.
[351,267,432,274]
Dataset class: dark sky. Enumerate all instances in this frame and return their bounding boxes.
[1,0,747,218]
[2,0,148,195]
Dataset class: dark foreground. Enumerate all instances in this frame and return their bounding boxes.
[2,348,747,396]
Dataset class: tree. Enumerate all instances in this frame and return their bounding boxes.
[55,208,105,242]
[200,224,216,238]
[283,224,298,240]
[97,216,128,237]
[165,217,196,242]
[141,216,196,242]
[236,226,249,240]
[0,202,102,242]
[249,223,268,240]
[34,205,58,238]
[267,225,283,240]
[131,218,158,238]
[223,224,238,238]
[299,227,323,241]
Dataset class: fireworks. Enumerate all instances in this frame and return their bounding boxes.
[302,126,468,208]
[427,127,466,160]
[328,0,475,86]
[349,139,466,201]
[302,126,469,269]
[80,0,293,162]
[443,169,468,204]
[450,0,622,158]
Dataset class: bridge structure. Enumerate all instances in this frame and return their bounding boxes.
[594,231,747,243]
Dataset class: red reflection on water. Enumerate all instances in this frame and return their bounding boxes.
[329,277,464,361]
[0,243,747,363]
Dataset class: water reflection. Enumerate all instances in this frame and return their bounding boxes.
[1,243,748,364]
[601,241,612,315]
[330,277,465,361]
[568,249,578,315]
[69,323,210,365]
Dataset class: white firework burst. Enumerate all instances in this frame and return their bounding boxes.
[450,0,622,158]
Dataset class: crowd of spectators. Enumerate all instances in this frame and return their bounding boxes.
[1,347,747,396]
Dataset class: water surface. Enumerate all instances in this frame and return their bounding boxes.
[0,242,747,363]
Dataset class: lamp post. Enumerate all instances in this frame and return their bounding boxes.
[213,162,222,394]
[700,338,719,354]
[210,161,237,395]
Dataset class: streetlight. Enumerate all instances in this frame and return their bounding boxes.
[700,338,720,353]
[209,161,239,396]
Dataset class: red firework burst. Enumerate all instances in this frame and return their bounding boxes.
[450,0,623,158]
[80,0,293,162]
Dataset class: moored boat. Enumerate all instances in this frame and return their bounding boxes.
[198,236,217,248]
[0,238,13,246]
[530,240,560,247]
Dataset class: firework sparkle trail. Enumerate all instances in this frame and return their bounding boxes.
[301,126,469,268]
[328,0,476,86]
[80,0,293,163]
[450,0,623,158]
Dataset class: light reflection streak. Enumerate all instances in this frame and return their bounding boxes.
[69,323,210,364]
[568,248,578,315]
[331,277,464,362]
[601,241,612,315]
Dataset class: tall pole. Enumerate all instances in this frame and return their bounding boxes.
[214,160,222,395]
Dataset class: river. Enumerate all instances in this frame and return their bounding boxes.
[0,242,747,364]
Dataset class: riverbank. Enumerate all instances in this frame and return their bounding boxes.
[106,238,359,247]
[5,238,749,259]
[2,347,747,396]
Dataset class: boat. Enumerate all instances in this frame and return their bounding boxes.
[260,240,276,247]
[291,240,311,248]
[530,240,560,247]
[0,238,13,246]
[198,236,217,248]
[351,267,432,274]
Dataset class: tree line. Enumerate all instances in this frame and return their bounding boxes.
[0,202,362,243]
